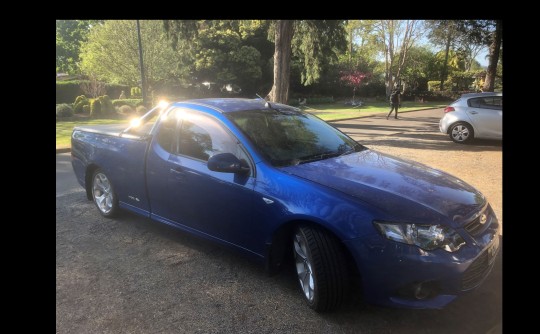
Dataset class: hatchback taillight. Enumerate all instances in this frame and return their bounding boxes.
[444,106,455,113]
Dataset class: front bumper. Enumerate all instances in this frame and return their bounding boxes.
[344,212,500,309]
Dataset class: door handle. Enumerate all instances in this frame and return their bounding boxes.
[469,111,478,114]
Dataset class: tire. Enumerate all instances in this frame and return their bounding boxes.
[293,225,349,312]
[91,169,119,217]
[449,122,474,144]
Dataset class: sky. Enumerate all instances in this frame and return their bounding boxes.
[476,49,489,67]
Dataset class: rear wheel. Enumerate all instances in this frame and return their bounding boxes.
[449,122,474,144]
[293,226,349,312]
[91,169,118,217]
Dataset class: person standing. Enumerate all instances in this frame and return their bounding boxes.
[386,88,401,120]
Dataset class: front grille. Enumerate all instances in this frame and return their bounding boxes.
[461,251,490,290]
[464,211,491,236]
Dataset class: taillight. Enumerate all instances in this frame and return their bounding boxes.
[444,106,455,113]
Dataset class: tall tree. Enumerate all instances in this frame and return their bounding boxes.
[426,20,461,90]
[269,20,346,102]
[164,20,346,103]
[362,20,422,96]
[268,20,295,103]
[80,20,187,95]
[482,20,502,92]
[400,46,438,92]
[456,20,502,92]
[56,20,98,74]
[163,20,272,95]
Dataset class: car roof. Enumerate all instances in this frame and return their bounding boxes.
[175,98,300,113]
[460,92,502,99]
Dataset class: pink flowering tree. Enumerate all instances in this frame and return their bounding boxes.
[340,71,371,103]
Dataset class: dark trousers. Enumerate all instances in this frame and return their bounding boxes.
[387,103,399,118]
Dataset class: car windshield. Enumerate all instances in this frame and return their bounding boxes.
[226,109,365,167]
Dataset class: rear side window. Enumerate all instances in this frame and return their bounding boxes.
[468,96,502,110]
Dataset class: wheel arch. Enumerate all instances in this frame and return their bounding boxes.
[85,163,101,200]
[265,219,360,280]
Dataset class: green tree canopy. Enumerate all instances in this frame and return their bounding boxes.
[56,20,98,74]
[164,20,347,103]
[163,20,273,95]
[291,20,347,86]
[80,20,187,90]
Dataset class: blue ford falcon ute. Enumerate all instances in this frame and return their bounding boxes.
[71,98,500,312]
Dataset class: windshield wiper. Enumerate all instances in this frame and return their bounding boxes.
[339,143,366,156]
[296,152,341,165]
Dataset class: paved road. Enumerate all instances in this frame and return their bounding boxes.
[56,152,80,197]
[56,109,502,334]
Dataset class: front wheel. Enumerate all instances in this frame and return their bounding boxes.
[449,122,474,144]
[293,226,349,312]
[91,169,119,217]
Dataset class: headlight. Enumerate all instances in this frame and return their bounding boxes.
[373,221,465,252]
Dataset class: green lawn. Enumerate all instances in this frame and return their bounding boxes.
[56,118,128,149]
[56,101,447,149]
[302,101,448,121]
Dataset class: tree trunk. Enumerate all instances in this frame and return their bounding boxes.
[269,20,295,103]
[349,29,353,61]
[440,34,451,91]
[483,20,502,92]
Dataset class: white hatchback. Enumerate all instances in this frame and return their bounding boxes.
[439,92,502,143]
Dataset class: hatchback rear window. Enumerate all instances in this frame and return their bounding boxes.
[468,97,502,110]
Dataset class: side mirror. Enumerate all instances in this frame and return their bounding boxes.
[208,153,250,174]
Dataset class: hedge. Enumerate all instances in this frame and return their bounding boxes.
[112,99,144,108]
[56,80,130,104]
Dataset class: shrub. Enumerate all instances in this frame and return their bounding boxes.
[118,105,134,114]
[136,105,148,115]
[74,95,88,105]
[82,105,90,113]
[112,99,144,108]
[73,95,89,114]
[90,99,102,118]
[131,87,142,97]
[100,95,114,114]
[56,103,74,117]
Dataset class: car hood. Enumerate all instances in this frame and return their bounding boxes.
[279,149,485,224]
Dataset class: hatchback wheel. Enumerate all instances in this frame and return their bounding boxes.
[293,226,349,312]
[449,122,474,144]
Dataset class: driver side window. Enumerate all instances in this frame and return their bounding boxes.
[176,111,250,167]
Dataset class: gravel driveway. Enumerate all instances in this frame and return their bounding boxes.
[56,108,502,333]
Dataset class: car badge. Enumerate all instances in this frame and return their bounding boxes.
[479,214,487,225]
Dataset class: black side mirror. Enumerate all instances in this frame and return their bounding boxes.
[207,153,250,174]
